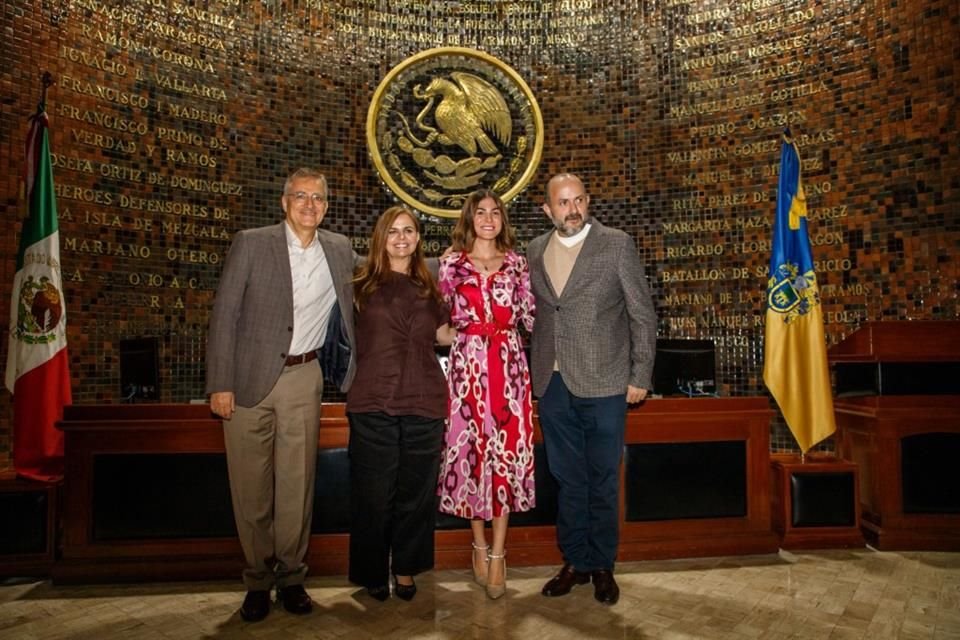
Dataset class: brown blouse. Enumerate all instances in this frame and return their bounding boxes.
[346,272,448,419]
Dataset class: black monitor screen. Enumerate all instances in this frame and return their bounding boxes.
[653,339,716,397]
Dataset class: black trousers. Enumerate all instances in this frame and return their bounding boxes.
[347,411,444,588]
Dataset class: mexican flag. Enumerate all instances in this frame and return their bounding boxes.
[4,105,72,481]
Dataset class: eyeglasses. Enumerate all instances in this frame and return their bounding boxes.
[286,191,327,204]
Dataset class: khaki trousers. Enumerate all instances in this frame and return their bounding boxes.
[223,360,323,590]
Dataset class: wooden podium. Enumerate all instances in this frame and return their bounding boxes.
[55,398,777,583]
[829,321,960,550]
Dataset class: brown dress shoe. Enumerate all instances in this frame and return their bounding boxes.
[240,589,271,622]
[277,584,313,614]
[591,569,620,605]
[541,563,590,597]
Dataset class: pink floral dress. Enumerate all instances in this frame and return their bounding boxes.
[437,250,536,520]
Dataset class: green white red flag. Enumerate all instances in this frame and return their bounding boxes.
[4,104,72,481]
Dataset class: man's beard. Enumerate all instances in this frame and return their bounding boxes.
[554,213,585,237]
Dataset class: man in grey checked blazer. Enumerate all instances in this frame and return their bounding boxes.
[528,173,657,605]
[206,168,358,622]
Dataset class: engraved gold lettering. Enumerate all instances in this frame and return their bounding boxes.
[690,123,737,137]
[681,170,734,185]
[58,103,148,135]
[667,148,728,164]
[167,175,242,195]
[664,293,714,305]
[165,102,228,124]
[747,111,807,130]
[63,237,151,258]
[686,74,738,92]
[670,92,765,118]
[824,310,866,324]
[141,19,227,51]
[99,163,143,182]
[667,317,697,331]
[672,197,702,211]
[166,248,221,264]
[60,45,128,76]
[661,269,728,282]
[769,81,830,103]
[70,128,137,153]
[751,60,804,81]
[808,205,848,220]
[160,220,230,240]
[665,244,724,258]
[661,219,731,234]
[165,149,218,167]
[79,26,217,73]
[686,7,731,24]
[51,154,94,174]
[82,211,122,227]
[681,51,739,71]
[171,2,236,29]
[748,34,813,58]
[814,259,852,272]
[707,193,749,207]
[148,72,227,101]
[117,195,209,218]
[55,184,114,205]
[156,127,204,146]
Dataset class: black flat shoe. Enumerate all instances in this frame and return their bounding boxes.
[277,584,313,614]
[591,569,620,605]
[239,589,271,622]
[393,575,417,601]
[366,585,390,601]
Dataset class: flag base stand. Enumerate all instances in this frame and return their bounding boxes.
[771,453,865,550]
[0,471,58,578]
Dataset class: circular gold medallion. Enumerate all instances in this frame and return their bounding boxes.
[366,47,544,218]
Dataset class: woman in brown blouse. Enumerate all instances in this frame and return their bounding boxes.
[346,206,453,602]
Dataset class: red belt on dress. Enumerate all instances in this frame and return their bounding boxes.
[462,322,512,337]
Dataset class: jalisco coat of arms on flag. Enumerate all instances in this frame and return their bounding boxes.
[366,47,543,218]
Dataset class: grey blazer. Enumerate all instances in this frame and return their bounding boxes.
[206,222,358,407]
[526,219,657,398]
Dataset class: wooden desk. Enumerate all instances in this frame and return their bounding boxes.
[56,398,777,583]
[829,321,960,550]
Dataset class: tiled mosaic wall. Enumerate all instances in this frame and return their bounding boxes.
[1,0,957,468]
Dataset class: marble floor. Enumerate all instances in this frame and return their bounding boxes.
[1,549,958,639]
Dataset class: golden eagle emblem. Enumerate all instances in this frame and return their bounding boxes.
[367,48,543,218]
[410,72,512,155]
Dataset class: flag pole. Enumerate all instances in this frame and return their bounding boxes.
[38,71,53,108]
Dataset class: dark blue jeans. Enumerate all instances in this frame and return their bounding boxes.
[538,373,627,572]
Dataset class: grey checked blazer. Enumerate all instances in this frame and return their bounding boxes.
[206,222,358,407]
[526,218,657,398]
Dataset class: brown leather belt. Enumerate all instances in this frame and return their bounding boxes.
[284,351,318,366]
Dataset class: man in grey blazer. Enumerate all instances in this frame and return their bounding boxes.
[206,168,357,622]
[528,173,657,605]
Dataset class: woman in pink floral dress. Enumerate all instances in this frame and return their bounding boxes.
[437,189,536,599]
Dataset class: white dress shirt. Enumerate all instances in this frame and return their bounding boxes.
[285,222,336,356]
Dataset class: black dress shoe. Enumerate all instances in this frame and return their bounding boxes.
[393,576,417,601]
[541,564,590,597]
[591,569,620,605]
[277,584,313,614]
[240,589,271,622]
[366,585,390,601]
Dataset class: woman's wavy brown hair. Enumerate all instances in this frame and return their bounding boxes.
[353,206,441,310]
[450,189,516,252]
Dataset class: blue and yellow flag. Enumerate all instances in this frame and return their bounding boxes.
[762,132,836,453]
